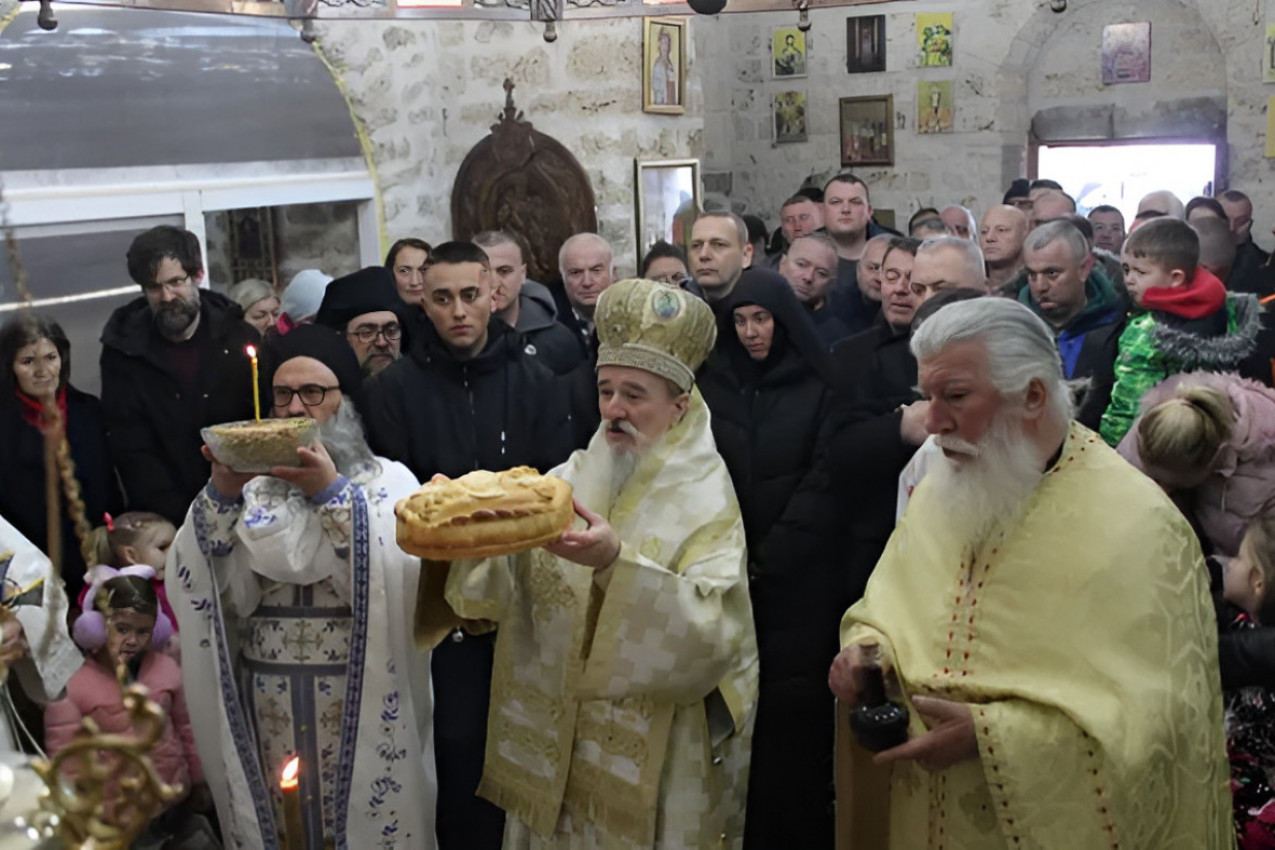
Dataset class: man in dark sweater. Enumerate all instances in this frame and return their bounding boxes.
[362,240,572,850]
[99,225,257,525]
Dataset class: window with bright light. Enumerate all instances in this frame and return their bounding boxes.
[1037,142,1217,221]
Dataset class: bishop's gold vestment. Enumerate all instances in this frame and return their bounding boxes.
[426,392,759,849]
[841,423,1233,849]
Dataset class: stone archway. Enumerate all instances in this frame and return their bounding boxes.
[994,0,1226,187]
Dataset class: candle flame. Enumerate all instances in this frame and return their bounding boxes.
[245,344,258,359]
[280,755,300,790]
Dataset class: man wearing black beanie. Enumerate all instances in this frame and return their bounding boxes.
[315,267,408,377]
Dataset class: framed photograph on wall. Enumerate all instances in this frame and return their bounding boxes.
[839,95,894,166]
[847,15,886,73]
[643,17,687,114]
[774,91,808,143]
[634,158,701,261]
[917,80,954,134]
[772,26,807,78]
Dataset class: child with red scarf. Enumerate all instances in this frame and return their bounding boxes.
[1101,217,1262,445]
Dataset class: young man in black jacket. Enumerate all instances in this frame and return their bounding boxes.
[99,225,258,525]
[362,240,573,850]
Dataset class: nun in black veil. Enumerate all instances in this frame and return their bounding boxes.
[699,269,844,849]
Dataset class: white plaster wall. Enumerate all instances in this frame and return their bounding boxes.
[313,16,704,275]
[697,0,1275,249]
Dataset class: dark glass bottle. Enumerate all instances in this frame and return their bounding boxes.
[849,665,910,753]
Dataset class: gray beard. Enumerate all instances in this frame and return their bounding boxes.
[151,295,200,338]
[317,401,377,478]
[924,411,1047,555]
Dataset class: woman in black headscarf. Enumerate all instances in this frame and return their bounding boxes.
[698,269,842,850]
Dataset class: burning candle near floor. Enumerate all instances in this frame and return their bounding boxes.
[246,344,261,421]
[280,754,303,850]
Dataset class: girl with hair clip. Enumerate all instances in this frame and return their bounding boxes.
[46,574,217,848]
[84,512,178,637]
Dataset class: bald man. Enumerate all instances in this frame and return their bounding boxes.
[979,205,1030,293]
[1137,190,1185,220]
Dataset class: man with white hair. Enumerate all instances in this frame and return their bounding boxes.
[909,236,989,301]
[828,297,1230,848]
[171,325,437,849]
[555,233,617,346]
[419,278,759,848]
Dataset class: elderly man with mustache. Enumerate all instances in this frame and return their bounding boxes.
[829,297,1231,849]
[419,278,759,849]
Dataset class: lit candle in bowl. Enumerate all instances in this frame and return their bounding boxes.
[245,345,260,421]
[280,755,303,850]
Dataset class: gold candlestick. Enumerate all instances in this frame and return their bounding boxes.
[246,345,261,421]
[280,755,303,850]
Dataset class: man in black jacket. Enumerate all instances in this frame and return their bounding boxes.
[362,240,572,850]
[826,237,925,601]
[99,225,258,525]
[473,229,585,375]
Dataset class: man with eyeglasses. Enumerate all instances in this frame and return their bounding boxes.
[363,240,572,850]
[173,324,437,849]
[100,225,258,525]
[472,230,585,375]
[315,266,407,377]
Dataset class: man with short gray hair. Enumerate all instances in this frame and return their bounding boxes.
[829,297,1230,849]
[1020,220,1124,428]
[939,205,977,241]
[910,236,989,302]
[690,211,754,307]
[779,232,854,345]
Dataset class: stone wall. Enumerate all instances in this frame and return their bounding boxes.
[696,0,1275,248]
[313,16,704,276]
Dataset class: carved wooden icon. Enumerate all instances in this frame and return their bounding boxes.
[451,79,598,283]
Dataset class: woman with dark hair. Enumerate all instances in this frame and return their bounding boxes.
[384,237,433,304]
[0,313,123,599]
[698,271,842,849]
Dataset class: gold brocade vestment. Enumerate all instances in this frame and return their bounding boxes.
[840,423,1233,849]
[420,392,759,849]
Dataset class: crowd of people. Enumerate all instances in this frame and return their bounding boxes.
[0,171,1273,849]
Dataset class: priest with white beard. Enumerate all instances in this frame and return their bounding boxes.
[418,278,759,849]
[169,325,436,850]
[828,298,1231,848]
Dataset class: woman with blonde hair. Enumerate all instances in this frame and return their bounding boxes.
[1119,370,1275,556]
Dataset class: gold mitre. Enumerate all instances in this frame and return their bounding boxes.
[595,278,716,391]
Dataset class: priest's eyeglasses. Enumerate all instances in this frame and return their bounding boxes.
[272,384,341,407]
[347,323,402,344]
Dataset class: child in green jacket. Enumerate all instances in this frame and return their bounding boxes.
[1100,218,1260,445]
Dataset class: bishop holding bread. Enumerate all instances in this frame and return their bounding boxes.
[412,278,759,849]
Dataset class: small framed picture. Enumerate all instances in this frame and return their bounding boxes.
[643,17,687,114]
[772,26,807,79]
[847,15,886,74]
[774,91,808,143]
[916,12,953,67]
[634,158,701,261]
[1102,22,1151,85]
[839,95,894,166]
[917,80,954,134]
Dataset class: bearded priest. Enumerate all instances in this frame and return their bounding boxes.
[419,278,759,849]
[829,297,1231,848]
